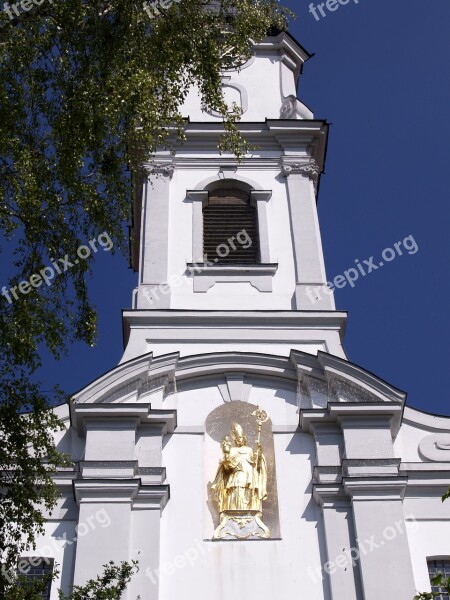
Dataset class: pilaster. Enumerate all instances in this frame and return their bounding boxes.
[72,400,175,597]
[313,485,362,600]
[138,162,174,309]
[281,157,335,310]
[344,479,416,600]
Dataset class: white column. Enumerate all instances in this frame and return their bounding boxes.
[128,489,169,600]
[137,163,174,309]
[314,486,362,600]
[282,158,335,310]
[73,481,138,587]
[345,479,416,600]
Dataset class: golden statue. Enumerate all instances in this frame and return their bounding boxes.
[211,407,270,539]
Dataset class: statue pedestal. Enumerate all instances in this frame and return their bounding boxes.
[213,510,270,540]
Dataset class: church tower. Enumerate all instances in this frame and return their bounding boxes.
[35,30,450,600]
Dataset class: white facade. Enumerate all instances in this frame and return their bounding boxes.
[28,31,450,599]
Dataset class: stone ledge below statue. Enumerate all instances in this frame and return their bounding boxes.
[213,510,270,540]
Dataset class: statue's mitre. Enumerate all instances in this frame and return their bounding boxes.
[231,422,244,439]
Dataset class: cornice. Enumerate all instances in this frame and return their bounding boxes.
[301,404,403,436]
[313,484,351,508]
[402,406,450,431]
[177,120,329,160]
[71,352,179,414]
[174,352,296,383]
[344,477,408,501]
[72,403,177,435]
[72,353,154,404]
[252,32,311,66]
[73,479,141,503]
[73,479,170,510]
[317,352,407,404]
[122,309,347,330]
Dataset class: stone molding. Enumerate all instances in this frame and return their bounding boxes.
[143,162,174,177]
[281,158,321,181]
[313,484,352,509]
[343,477,408,501]
[74,479,169,510]
[419,434,450,462]
[72,403,177,435]
[186,263,278,293]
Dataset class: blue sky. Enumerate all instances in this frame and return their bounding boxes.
[26,0,450,415]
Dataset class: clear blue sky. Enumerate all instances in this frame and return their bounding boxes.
[33,0,450,416]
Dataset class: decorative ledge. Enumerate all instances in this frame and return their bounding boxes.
[312,459,401,484]
[80,460,138,479]
[186,263,278,292]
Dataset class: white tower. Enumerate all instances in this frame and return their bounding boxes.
[35,31,450,600]
[123,31,346,365]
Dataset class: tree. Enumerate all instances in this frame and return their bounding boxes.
[2,560,138,599]
[0,0,291,590]
[2,570,56,600]
[57,561,139,600]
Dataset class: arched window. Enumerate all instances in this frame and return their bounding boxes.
[202,188,259,264]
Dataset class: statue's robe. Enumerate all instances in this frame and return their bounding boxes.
[212,445,268,512]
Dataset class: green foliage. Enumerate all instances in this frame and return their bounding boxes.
[0,381,69,593]
[58,561,139,600]
[2,568,57,600]
[442,487,450,502]
[0,0,291,590]
[2,561,137,599]
[0,0,291,369]
[414,573,450,599]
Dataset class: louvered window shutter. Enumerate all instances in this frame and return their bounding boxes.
[203,189,260,264]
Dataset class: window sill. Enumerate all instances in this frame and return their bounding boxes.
[186,262,278,292]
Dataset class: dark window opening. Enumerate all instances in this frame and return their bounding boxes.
[203,188,259,264]
[16,557,53,600]
[428,559,450,599]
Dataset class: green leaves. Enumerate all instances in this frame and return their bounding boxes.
[0,378,69,593]
[0,0,291,592]
[57,561,139,600]
[414,573,450,599]
[2,569,57,600]
[0,0,291,371]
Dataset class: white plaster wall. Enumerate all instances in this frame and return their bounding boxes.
[24,521,77,600]
[406,518,450,594]
[394,408,450,462]
[175,382,225,427]
[179,55,289,123]
[394,422,429,462]
[174,380,297,429]
[159,430,327,600]
[247,384,298,427]
[156,382,329,600]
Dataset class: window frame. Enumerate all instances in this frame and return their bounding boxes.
[187,186,277,293]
